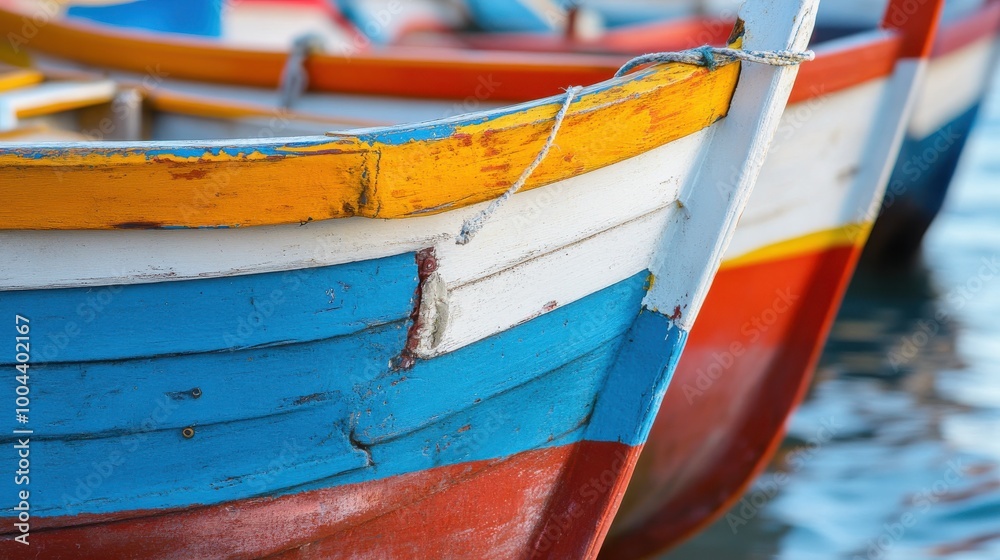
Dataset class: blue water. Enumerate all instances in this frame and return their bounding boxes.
[664,71,1000,559]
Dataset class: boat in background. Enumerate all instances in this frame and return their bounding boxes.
[444,0,1000,268]
[368,0,959,555]
[862,0,1000,266]
[0,1,818,557]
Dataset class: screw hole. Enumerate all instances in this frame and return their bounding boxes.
[182,427,195,439]
[191,387,202,399]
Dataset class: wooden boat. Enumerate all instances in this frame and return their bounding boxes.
[447,0,1000,267]
[0,1,818,557]
[373,0,965,556]
[860,0,1000,265]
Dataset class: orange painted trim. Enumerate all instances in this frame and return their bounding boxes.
[0,61,738,229]
[789,32,902,105]
[881,0,945,59]
[0,6,626,102]
[932,0,1000,57]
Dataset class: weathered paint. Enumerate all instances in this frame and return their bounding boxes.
[0,271,648,518]
[603,0,947,555]
[0,61,738,229]
[0,441,638,559]
[604,241,863,559]
[0,254,417,363]
[0,1,819,557]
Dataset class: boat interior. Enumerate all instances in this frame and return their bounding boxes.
[0,0,989,144]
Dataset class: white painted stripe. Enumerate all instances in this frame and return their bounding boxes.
[0,129,701,292]
[2,0,819,358]
[0,80,117,131]
[423,204,678,356]
[642,0,819,330]
[724,78,890,259]
[909,36,998,139]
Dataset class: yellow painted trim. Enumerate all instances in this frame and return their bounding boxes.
[0,65,43,93]
[720,222,874,269]
[0,62,739,230]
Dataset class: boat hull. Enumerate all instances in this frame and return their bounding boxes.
[866,18,1000,265]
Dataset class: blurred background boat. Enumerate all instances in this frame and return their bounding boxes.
[664,69,1000,559]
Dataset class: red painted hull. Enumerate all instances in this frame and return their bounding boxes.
[2,441,639,559]
[602,245,861,559]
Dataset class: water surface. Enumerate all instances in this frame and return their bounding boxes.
[663,66,1000,560]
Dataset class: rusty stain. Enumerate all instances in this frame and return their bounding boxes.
[394,248,438,371]
[457,425,471,433]
[294,393,326,405]
[670,306,683,321]
[481,163,512,173]
[542,301,558,313]
[452,133,473,147]
[169,168,209,181]
[113,221,164,229]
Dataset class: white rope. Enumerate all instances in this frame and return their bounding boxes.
[615,46,815,77]
[279,34,325,109]
[456,86,583,246]
[454,46,813,246]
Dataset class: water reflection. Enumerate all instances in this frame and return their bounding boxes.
[662,72,1000,560]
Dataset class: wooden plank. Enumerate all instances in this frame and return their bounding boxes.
[0,61,737,229]
[0,254,417,363]
[0,63,43,93]
[643,0,820,331]
[0,79,117,130]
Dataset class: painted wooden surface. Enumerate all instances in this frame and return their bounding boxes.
[0,1,820,557]
[642,0,818,331]
[603,0,949,556]
[0,61,737,229]
[0,272,646,518]
[0,4,631,101]
[865,1,1000,265]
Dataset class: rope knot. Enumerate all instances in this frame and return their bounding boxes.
[456,86,583,245]
[614,46,815,78]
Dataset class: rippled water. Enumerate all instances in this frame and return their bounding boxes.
[663,70,1000,559]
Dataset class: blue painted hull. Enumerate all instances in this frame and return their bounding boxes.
[865,102,983,266]
[1,256,684,527]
